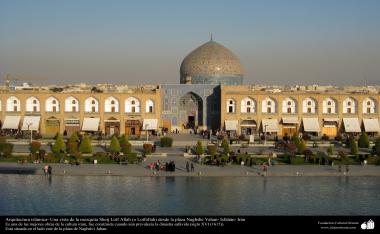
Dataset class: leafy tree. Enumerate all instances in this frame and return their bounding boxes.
[291,134,301,146]
[358,132,370,148]
[79,136,92,154]
[221,138,229,155]
[52,133,66,153]
[195,141,204,156]
[109,135,121,154]
[207,144,217,156]
[67,132,79,153]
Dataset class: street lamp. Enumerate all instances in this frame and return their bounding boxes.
[145,124,149,143]
[27,122,33,143]
[264,124,268,145]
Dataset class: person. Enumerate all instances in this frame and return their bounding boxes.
[345,164,349,173]
[47,165,52,175]
[338,164,342,172]
[191,162,194,172]
[43,165,48,176]
[186,162,190,173]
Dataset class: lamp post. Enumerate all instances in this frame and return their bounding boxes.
[264,124,268,146]
[145,124,149,143]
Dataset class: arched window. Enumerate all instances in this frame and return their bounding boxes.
[65,96,79,112]
[363,97,376,114]
[45,96,60,112]
[146,99,154,113]
[125,97,140,113]
[282,98,296,114]
[241,97,255,113]
[227,99,236,113]
[302,98,316,114]
[26,97,40,112]
[343,97,356,114]
[85,97,99,113]
[105,97,119,113]
[262,97,276,113]
[322,98,337,114]
[6,96,20,112]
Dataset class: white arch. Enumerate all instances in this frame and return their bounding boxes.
[343,97,356,114]
[125,97,140,113]
[322,97,337,114]
[84,97,99,113]
[45,96,60,112]
[302,98,317,114]
[363,97,376,114]
[105,96,119,113]
[262,97,276,113]
[241,97,255,113]
[282,97,296,114]
[145,99,154,113]
[226,98,236,113]
[26,96,40,112]
[65,96,79,112]
[6,96,20,112]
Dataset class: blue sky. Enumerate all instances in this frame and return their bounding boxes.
[0,0,379,85]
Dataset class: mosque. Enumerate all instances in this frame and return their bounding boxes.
[0,38,379,139]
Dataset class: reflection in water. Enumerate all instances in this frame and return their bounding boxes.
[0,175,379,216]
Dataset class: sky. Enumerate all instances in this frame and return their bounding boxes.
[0,0,379,86]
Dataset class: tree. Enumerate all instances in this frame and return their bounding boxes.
[79,135,92,154]
[221,138,230,155]
[375,137,380,156]
[30,141,42,155]
[195,141,204,156]
[291,134,301,146]
[67,132,79,153]
[207,144,217,156]
[297,139,307,155]
[52,133,66,153]
[109,135,121,155]
[349,136,358,155]
[358,132,370,148]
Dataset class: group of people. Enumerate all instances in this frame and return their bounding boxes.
[148,160,176,172]
[186,161,195,172]
[43,165,53,176]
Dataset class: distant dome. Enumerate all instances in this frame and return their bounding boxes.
[180,39,244,85]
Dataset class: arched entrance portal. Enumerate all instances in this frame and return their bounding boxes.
[179,92,203,130]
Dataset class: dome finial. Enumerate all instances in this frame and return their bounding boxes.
[210,33,213,41]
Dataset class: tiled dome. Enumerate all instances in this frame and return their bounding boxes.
[180,39,244,85]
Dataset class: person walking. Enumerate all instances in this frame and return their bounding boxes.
[191,162,194,172]
[43,165,48,176]
[186,162,190,173]
[345,164,349,173]
[47,165,52,176]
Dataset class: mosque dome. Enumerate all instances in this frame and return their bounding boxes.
[180,38,244,85]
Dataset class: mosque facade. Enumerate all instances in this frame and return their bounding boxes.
[0,39,379,138]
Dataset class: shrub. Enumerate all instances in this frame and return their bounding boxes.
[52,133,66,153]
[29,141,41,155]
[221,138,229,155]
[160,137,173,147]
[109,136,121,154]
[143,143,153,155]
[0,143,13,158]
[195,141,204,156]
[297,139,307,155]
[291,134,301,146]
[290,156,305,165]
[220,154,229,163]
[207,144,217,156]
[67,132,79,153]
[93,152,107,157]
[79,136,93,154]
[349,136,358,155]
[126,152,138,164]
[366,156,379,165]
[358,132,370,148]
[119,134,132,154]
[327,145,333,155]
[375,137,380,156]
[0,136,6,144]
